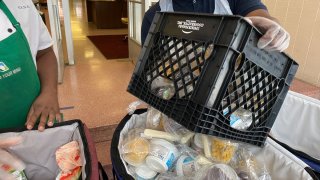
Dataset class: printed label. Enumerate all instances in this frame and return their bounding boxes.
[177,20,204,34]
[0,62,9,72]
[230,114,241,126]
[166,153,175,168]
[149,143,175,169]
[0,67,22,80]
[149,144,170,161]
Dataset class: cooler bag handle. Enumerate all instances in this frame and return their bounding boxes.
[98,162,109,180]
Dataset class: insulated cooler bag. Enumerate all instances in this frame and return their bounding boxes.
[271,91,320,177]
[0,120,109,180]
[110,108,319,180]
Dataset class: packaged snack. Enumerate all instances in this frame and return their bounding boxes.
[144,129,179,142]
[175,144,212,166]
[146,139,179,173]
[211,137,237,164]
[163,117,194,145]
[151,77,175,100]
[229,147,271,180]
[55,141,82,180]
[202,135,212,159]
[191,133,204,154]
[56,141,82,172]
[229,107,253,130]
[146,107,164,131]
[175,155,199,177]
[0,164,27,180]
[121,128,150,166]
[56,166,81,180]
[123,138,150,167]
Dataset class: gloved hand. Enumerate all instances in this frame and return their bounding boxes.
[0,137,25,180]
[245,16,290,52]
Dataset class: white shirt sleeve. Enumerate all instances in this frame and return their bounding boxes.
[37,11,53,51]
[3,0,53,65]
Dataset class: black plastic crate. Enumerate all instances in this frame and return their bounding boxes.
[127,12,298,146]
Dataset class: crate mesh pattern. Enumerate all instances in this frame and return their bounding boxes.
[128,12,298,146]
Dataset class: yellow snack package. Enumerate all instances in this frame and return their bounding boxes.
[122,138,150,166]
[211,137,237,164]
[121,128,150,167]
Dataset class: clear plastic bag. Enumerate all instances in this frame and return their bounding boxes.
[210,137,238,164]
[121,128,150,167]
[127,101,144,115]
[163,117,194,145]
[229,147,271,180]
[151,76,176,100]
[229,107,253,130]
[194,164,239,180]
[175,145,200,177]
[146,107,164,131]
[176,144,213,166]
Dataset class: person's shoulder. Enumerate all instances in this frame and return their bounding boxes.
[144,3,161,21]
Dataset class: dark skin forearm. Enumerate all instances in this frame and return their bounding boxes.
[36,46,58,95]
[26,46,61,131]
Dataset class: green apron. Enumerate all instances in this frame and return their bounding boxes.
[0,1,40,128]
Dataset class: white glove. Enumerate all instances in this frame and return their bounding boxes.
[245,16,290,52]
[0,137,25,180]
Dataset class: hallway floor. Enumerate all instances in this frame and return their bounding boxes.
[57,0,136,128]
[54,1,137,175]
[54,0,320,178]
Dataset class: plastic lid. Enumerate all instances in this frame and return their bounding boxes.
[146,138,179,173]
[135,164,157,179]
[146,155,168,173]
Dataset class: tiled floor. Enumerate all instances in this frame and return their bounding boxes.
[53,1,137,177]
[54,0,320,178]
[57,0,137,128]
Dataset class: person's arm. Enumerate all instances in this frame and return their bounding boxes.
[141,15,152,45]
[25,47,61,131]
[141,3,160,45]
